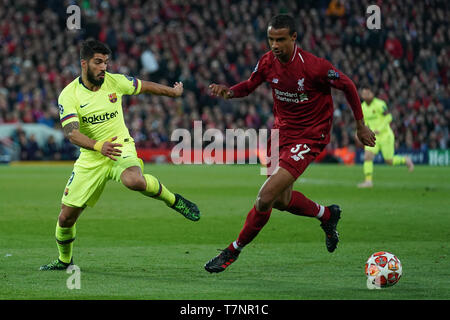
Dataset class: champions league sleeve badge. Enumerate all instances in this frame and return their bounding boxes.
[327,69,340,80]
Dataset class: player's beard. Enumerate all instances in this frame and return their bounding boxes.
[273,48,290,63]
[87,67,105,86]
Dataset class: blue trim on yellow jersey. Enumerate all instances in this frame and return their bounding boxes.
[132,77,138,92]
[61,113,77,123]
[78,76,91,91]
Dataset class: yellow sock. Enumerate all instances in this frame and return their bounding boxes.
[141,174,176,207]
[55,222,76,264]
[363,160,373,182]
[392,155,406,165]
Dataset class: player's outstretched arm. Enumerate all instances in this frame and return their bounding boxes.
[139,80,183,97]
[209,84,234,99]
[318,61,376,147]
[63,122,123,161]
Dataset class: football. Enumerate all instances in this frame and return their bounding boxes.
[365,251,402,289]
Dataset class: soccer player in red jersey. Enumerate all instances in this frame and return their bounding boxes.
[204,14,376,273]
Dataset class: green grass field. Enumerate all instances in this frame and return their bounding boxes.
[0,163,449,300]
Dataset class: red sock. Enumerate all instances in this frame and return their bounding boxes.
[286,191,330,223]
[229,206,272,250]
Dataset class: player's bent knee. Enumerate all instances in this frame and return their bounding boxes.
[58,205,83,227]
[255,193,276,212]
[272,191,291,211]
[120,167,146,191]
[58,215,75,228]
[273,199,289,211]
[122,175,146,191]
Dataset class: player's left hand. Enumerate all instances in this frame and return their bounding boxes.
[356,124,376,147]
[101,136,123,161]
[173,82,183,97]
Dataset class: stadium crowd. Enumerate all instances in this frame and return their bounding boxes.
[0,0,448,161]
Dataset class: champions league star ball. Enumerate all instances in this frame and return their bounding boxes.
[365,251,402,289]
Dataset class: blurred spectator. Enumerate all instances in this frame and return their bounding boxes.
[37,111,56,128]
[141,47,159,74]
[384,31,404,60]
[326,0,346,18]
[18,131,29,161]
[0,137,13,162]
[44,135,61,160]
[26,134,42,160]
[60,137,79,160]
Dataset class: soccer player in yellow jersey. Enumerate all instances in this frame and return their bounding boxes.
[357,87,414,188]
[40,40,200,270]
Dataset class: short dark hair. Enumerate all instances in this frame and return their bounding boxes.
[80,39,111,61]
[268,14,297,36]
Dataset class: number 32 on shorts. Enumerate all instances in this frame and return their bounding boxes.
[290,143,311,161]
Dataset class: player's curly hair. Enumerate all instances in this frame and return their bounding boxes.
[80,39,111,61]
[268,14,297,36]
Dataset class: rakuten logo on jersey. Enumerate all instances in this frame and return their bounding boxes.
[81,111,119,124]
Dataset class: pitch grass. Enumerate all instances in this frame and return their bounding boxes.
[0,163,449,300]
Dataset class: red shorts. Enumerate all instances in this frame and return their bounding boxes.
[266,135,326,179]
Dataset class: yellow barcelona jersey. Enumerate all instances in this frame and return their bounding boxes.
[58,72,142,164]
[361,97,393,137]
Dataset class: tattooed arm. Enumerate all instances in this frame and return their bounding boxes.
[63,121,122,160]
[63,121,96,150]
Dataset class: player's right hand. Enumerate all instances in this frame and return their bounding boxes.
[173,82,184,97]
[209,84,233,99]
[101,136,123,161]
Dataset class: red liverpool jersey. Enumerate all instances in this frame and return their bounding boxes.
[230,44,363,144]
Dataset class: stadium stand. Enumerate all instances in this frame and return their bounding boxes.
[0,0,448,163]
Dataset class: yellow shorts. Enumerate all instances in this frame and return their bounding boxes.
[365,131,395,161]
[61,141,144,208]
